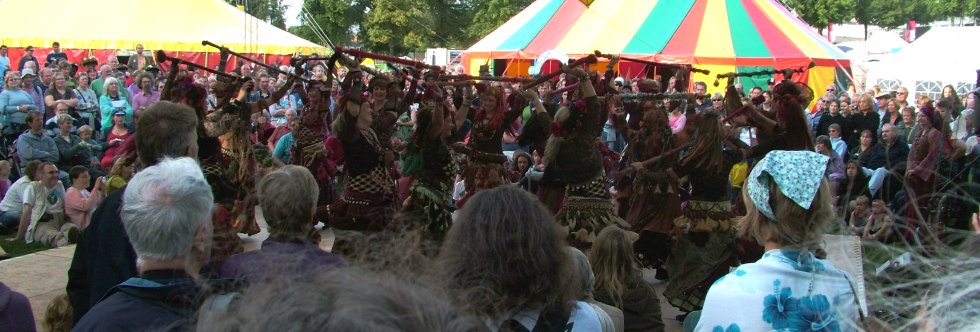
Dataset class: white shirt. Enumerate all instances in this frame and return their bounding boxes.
[488,301,604,332]
[0,176,32,212]
[23,182,65,215]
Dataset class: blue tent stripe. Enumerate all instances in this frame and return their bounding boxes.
[497,0,566,51]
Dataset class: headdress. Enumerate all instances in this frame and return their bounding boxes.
[746,150,828,222]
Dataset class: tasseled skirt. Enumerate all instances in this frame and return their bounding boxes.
[664,200,738,312]
[556,172,630,250]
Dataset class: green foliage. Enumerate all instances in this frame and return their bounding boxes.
[780,0,854,33]
[362,0,436,54]
[790,0,977,31]
[290,0,366,48]
[866,0,935,29]
[226,0,289,29]
[467,0,534,42]
[930,0,972,20]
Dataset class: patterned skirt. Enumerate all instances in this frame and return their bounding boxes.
[664,200,738,312]
[456,158,507,208]
[329,167,395,232]
[556,172,630,249]
[626,178,681,235]
[400,179,454,243]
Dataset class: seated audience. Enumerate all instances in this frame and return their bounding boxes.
[0,161,41,235]
[590,226,665,332]
[15,162,76,247]
[64,166,105,230]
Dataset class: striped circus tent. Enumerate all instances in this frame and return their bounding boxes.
[462,0,851,95]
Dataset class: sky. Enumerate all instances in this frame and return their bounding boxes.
[283,0,303,28]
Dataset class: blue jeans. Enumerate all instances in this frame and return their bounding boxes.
[0,209,22,231]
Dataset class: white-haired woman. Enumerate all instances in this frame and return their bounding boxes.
[693,150,859,332]
[98,77,133,129]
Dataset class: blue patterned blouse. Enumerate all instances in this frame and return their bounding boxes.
[695,249,860,332]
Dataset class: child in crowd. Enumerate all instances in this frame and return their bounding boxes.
[863,199,894,242]
[43,293,73,332]
[848,195,871,236]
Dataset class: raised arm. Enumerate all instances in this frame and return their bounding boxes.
[453,84,473,130]
[426,86,445,140]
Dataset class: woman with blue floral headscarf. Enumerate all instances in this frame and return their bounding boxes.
[692,150,860,332]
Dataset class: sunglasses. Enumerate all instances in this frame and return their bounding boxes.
[827,89,836,92]
[712,99,722,101]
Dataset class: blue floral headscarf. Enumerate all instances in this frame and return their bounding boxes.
[746,150,829,222]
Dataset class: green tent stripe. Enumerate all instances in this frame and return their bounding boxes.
[622,0,695,54]
[736,66,773,91]
[726,0,770,58]
[498,0,566,51]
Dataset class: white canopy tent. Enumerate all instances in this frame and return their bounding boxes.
[866,26,980,101]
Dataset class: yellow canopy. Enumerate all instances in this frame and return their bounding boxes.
[0,0,329,55]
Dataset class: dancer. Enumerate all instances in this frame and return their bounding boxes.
[290,79,337,224]
[542,67,629,249]
[399,85,454,243]
[622,96,681,278]
[329,64,396,252]
[451,82,524,207]
[661,111,750,318]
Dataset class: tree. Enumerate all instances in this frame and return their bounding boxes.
[361,0,437,54]
[854,0,872,39]
[226,0,289,29]
[467,0,534,42]
[780,0,854,34]
[425,0,478,48]
[866,0,935,30]
[289,0,366,48]
[930,0,971,23]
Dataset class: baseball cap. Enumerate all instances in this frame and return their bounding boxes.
[20,68,35,78]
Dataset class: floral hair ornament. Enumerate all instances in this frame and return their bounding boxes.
[549,122,564,136]
[746,150,829,222]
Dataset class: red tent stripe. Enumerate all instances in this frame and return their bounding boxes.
[740,0,804,61]
[524,0,588,54]
[660,0,708,57]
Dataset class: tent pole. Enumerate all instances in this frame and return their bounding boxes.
[833,60,855,86]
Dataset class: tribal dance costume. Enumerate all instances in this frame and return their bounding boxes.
[664,148,745,313]
[454,86,522,208]
[623,108,681,273]
[290,84,337,223]
[164,73,255,265]
[328,78,396,233]
[399,102,454,242]
[201,99,273,263]
[543,90,629,249]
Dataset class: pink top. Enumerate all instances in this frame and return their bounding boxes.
[65,186,104,229]
[669,114,687,134]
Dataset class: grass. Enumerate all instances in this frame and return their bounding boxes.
[0,233,51,259]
